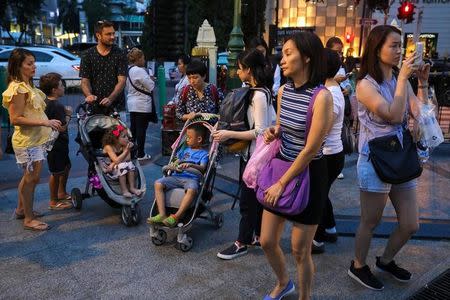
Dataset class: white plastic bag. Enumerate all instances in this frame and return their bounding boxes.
[417,88,444,149]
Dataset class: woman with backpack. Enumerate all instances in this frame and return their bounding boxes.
[261,32,333,300]
[175,59,223,121]
[213,48,275,260]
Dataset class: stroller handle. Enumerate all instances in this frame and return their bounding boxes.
[75,101,88,117]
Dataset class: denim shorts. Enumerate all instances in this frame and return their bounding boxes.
[155,176,199,191]
[357,154,417,193]
[14,145,47,172]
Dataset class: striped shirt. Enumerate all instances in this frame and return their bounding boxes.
[279,82,323,161]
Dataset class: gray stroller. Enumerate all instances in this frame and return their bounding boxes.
[71,102,146,226]
[148,114,224,251]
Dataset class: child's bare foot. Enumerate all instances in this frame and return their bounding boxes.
[130,188,143,197]
[123,191,133,198]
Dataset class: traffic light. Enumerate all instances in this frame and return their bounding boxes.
[397,1,416,24]
[345,32,354,43]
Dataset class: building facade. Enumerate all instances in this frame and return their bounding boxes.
[265,0,365,55]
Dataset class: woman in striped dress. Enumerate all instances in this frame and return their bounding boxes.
[261,32,334,300]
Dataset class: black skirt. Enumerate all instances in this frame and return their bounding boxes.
[264,157,328,225]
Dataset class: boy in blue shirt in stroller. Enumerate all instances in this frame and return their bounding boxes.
[148,123,209,227]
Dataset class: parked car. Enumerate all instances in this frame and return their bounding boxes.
[0,46,81,88]
[63,42,97,56]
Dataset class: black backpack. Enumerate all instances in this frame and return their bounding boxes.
[218,86,253,132]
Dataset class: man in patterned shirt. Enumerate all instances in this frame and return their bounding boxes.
[80,20,127,115]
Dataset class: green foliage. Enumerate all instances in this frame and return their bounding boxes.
[82,0,112,37]
[57,0,80,34]
[1,0,46,44]
[241,0,267,46]
[141,0,266,60]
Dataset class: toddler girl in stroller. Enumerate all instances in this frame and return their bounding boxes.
[101,124,144,198]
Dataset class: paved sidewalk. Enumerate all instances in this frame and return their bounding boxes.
[1,151,449,299]
[1,91,449,298]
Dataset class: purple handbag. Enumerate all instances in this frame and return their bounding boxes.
[256,86,325,215]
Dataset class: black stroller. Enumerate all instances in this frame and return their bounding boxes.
[71,102,146,226]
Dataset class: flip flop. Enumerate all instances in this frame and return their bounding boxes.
[24,221,50,231]
[58,194,72,201]
[49,201,73,210]
[15,210,45,220]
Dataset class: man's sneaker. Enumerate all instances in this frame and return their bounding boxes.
[251,236,261,248]
[375,256,412,282]
[348,260,384,291]
[312,240,325,254]
[217,242,248,260]
[138,154,152,161]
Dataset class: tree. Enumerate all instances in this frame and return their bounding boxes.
[82,0,112,37]
[1,0,46,44]
[241,0,267,46]
[57,0,80,34]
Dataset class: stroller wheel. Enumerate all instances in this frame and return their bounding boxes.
[178,237,193,252]
[151,229,167,246]
[214,213,224,229]
[121,206,134,226]
[130,203,141,225]
[71,188,83,210]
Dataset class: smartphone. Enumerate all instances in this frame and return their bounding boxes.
[415,42,424,66]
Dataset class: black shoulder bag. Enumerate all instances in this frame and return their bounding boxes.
[127,66,158,123]
[368,129,422,184]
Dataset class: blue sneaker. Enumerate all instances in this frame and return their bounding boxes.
[263,280,295,300]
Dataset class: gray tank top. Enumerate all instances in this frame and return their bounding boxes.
[357,75,409,155]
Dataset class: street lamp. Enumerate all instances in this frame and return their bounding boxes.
[227,0,245,90]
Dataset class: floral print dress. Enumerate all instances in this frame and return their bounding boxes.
[175,83,223,120]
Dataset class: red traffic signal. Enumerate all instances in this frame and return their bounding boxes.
[397,1,415,24]
[345,32,354,43]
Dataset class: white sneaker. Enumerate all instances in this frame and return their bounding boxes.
[138,154,152,161]
[337,173,344,179]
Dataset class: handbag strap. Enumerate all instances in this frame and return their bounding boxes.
[305,85,326,142]
[127,66,152,97]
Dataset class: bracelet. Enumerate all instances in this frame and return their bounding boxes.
[418,84,428,89]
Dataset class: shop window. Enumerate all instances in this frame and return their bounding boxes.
[282,0,290,9]
[316,16,326,26]
[326,17,336,26]
[307,5,316,16]
[290,7,297,18]
[336,16,346,27]
[315,27,325,37]
[316,6,326,15]
[326,26,336,37]
[307,17,316,27]
[297,17,306,27]
[327,6,337,17]
[335,27,345,37]
[346,18,354,26]
[337,7,346,16]
[290,0,298,7]
[328,0,338,4]
[297,8,306,18]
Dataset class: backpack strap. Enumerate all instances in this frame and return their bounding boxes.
[180,85,191,103]
[127,66,152,96]
[210,84,219,104]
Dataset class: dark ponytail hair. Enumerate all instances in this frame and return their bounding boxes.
[237,49,273,89]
